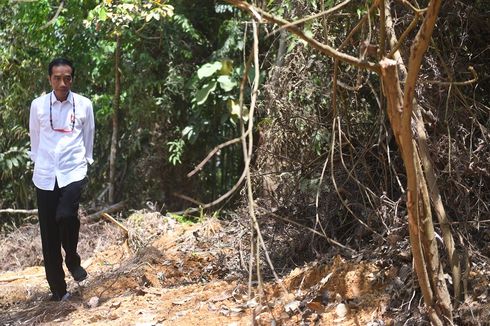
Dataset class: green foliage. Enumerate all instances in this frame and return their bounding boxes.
[0,146,29,175]
[0,124,31,207]
[167,139,185,165]
[167,212,198,225]
[192,59,241,120]
[85,0,174,33]
[0,0,248,214]
[195,80,218,105]
[171,14,203,44]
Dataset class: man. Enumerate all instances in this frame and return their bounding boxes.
[29,58,95,301]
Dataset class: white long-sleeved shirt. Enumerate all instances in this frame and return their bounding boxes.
[29,91,95,190]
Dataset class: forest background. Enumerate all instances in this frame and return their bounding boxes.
[0,0,488,324]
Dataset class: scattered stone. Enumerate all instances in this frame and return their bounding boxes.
[110,301,121,309]
[87,296,100,308]
[284,300,300,313]
[335,303,348,318]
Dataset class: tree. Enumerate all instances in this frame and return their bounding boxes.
[85,0,174,204]
[222,0,475,323]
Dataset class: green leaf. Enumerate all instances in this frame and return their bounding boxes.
[197,62,222,79]
[195,81,217,105]
[10,157,19,168]
[217,75,236,92]
[98,7,107,22]
[182,126,195,140]
[304,29,314,40]
[228,100,248,122]
[287,35,299,53]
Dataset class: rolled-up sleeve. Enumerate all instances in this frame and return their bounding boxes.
[29,100,40,162]
[83,100,95,165]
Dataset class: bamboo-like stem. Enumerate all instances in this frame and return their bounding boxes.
[109,34,122,204]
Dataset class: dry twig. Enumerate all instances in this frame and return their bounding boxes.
[101,213,129,238]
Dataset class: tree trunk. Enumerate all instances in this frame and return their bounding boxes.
[109,34,122,204]
[225,0,455,323]
[382,1,453,323]
[414,109,462,302]
[380,56,451,326]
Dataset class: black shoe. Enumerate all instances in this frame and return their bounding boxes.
[49,292,70,301]
[70,266,87,282]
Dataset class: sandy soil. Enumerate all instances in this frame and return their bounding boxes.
[0,212,488,325]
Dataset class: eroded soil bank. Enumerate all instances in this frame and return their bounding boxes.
[1,212,488,325]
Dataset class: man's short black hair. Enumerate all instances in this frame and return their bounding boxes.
[48,58,75,77]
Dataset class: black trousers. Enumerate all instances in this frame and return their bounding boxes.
[36,178,86,296]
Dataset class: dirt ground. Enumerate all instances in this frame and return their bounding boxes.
[0,211,488,325]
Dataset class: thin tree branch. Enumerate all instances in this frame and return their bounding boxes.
[187,135,247,177]
[337,0,380,51]
[101,213,129,238]
[172,52,256,215]
[171,169,247,216]
[402,0,442,127]
[224,0,380,73]
[172,193,204,206]
[379,0,386,58]
[388,13,420,58]
[401,0,428,14]
[86,201,126,221]
[399,4,442,308]
[260,208,355,253]
[422,66,478,86]
[41,0,64,30]
[244,21,285,297]
[271,0,352,35]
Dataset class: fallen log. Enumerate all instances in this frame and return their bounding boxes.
[86,201,125,221]
[0,273,45,283]
[0,209,38,215]
[0,202,126,220]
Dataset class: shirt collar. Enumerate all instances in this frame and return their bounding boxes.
[51,91,74,104]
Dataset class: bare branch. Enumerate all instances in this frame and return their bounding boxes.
[187,135,246,177]
[172,193,204,206]
[401,0,428,14]
[172,169,247,215]
[388,13,420,58]
[379,0,386,57]
[41,0,65,30]
[337,0,380,51]
[271,0,352,34]
[422,66,478,86]
[260,208,355,253]
[402,0,442,127]
[172,46,257,216]
[101,213,129,238]
[224,0,380,73]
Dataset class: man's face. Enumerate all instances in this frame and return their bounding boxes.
[49,64,73,97]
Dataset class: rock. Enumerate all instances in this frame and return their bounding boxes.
[87,296,100,308]
[110,301,121,309]
[284,300,300,313]
[335,303,348,318]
